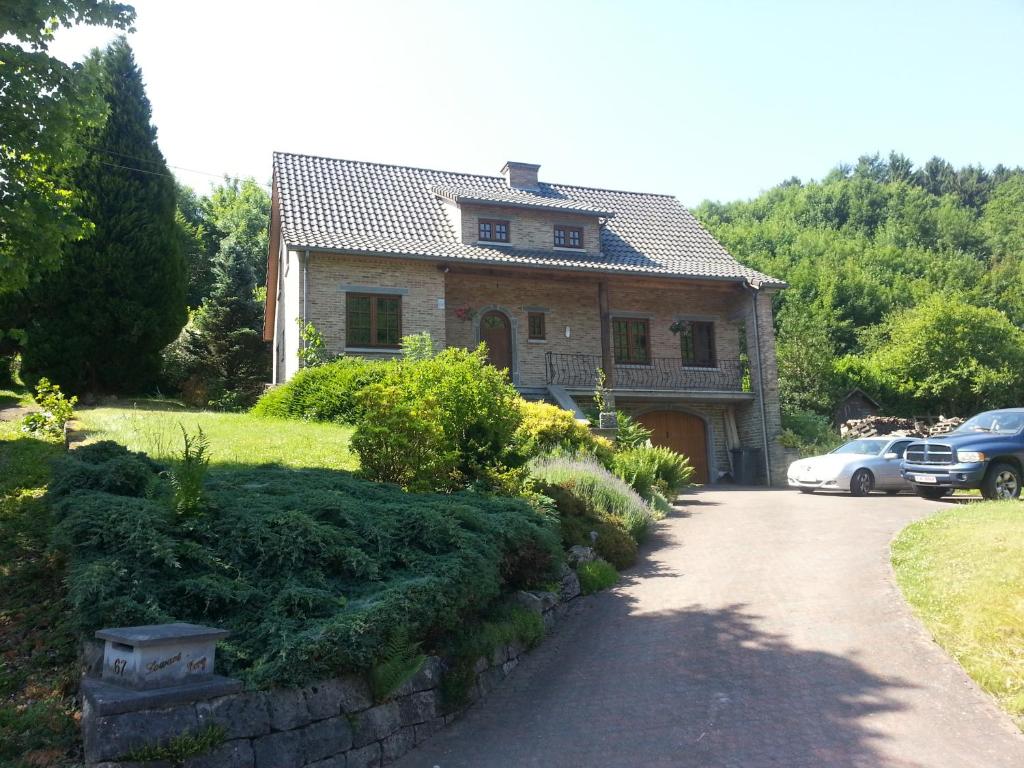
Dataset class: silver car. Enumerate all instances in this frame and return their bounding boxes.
[787,437,916,496]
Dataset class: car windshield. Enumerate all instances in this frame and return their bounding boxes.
[832,439,888,456]
[954,412,1024,435]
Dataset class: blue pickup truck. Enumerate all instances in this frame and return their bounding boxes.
[901,409,1024,500]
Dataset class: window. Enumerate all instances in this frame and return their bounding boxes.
[554,225,583,249]
[479,219,510,243]
[528,312,546,340]
[890,440,913,458]
[346,293,401,347]
[679,321,715,367]
[613,318,650,364]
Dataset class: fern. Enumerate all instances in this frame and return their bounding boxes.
[369,627,426,702]
[122,724,225,765]
[170,425,210,516]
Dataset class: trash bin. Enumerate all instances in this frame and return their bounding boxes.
[730,447,765,486]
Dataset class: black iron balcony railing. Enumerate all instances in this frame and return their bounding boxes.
[545,352,749,392]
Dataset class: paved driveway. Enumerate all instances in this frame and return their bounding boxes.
[396,488,1024,768]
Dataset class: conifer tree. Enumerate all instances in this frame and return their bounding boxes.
[165,236,270,409]
[22,37,186,393]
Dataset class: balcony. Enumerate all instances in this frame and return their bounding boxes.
[545,352,750,393]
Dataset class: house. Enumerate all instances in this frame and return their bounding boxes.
[834,388,881,426]
[263,154,788,485]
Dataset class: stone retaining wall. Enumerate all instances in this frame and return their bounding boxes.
[83,569,581,768]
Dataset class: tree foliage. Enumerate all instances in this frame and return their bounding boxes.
[163,236,270,409]
[696,152,1024,419]
[0,1,135,293]
[21,37,186,393]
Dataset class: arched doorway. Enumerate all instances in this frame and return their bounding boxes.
[479,310,513,375]
[636,410,710,484]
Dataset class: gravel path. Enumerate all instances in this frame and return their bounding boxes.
[395,488,1024,768]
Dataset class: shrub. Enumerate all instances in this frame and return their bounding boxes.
[21,378,77,439]
[612,445,693,501]
[351,384,458,491]
[352,346,523,492]
[514,401,612,463]
[531,455,657,548]
[780,406,843,457]
[251,356,388,423]
[577,559,618,594]
[47,443,561,688]
[401,331,436,361]
[170,426,210,517]
[613,412,652,449]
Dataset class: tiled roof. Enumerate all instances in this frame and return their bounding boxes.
[273,152,785,287]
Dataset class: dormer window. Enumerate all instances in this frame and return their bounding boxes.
[554,225,583,249]
[479,219,510,243]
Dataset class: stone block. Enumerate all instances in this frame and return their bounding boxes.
[267,688,313,731]
[352,701,400,747]
[337,674,374,714]
[382,725,416,764]
[300,716,353,763]
[533,591,559,611]
[559,568,581,601]
[397,690,440,726]
[413,716,445,745]
[195,691,271,740]
[83,702,199,763]
[302,679,343,720]
[306,757,346,768]
[472,656,489,675]
[183,738,254,768]
[501,658,519,676]
[567,545,596,566]
[392,656,443,697]
[513,590,543,615]
[347,742,382,768]
[252,729,304,768]
[543,610,557,632]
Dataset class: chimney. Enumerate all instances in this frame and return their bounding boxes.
[501,161,541,192]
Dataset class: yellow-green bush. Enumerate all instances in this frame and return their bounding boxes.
[514,401,613,464]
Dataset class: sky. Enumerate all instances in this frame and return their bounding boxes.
[48,0,1024,206]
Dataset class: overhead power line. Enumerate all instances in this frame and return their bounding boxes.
[77,142,270,189]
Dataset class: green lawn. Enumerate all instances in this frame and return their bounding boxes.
[892,502,1024,729]
[75,400,357,471]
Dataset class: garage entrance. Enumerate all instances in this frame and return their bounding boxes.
[636,410,710,484]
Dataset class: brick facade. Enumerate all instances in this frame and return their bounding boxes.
[275,249,786,486]
[305,252,446,360]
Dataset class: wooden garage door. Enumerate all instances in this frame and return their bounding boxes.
[636,411,709,484]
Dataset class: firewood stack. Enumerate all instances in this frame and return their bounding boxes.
[840,416,923,439]
[928,416,966,435]
[839,415,966,439]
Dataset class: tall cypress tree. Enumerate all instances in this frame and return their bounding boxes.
[23,37,186,393]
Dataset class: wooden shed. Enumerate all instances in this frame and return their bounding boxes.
[834,388,881,426]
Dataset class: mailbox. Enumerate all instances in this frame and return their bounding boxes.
[96,623,229,691]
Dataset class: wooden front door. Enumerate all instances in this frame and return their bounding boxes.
[636,410,709,484]
[480,311,513,375]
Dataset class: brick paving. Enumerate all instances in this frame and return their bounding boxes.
[396,488,1024,768]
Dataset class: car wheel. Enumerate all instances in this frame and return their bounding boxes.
[850,469,874,497]
[981,462,1022,501]
[914,486,949,500]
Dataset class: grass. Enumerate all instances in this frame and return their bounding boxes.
[577,559,619,594]
[75,400,357,470]
[892,501,1024,729]
[0,419,79,767]
[0,390,359,766]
